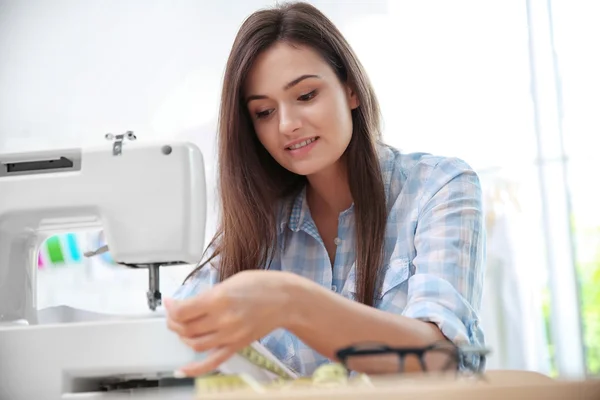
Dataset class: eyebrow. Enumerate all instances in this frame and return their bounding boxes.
[245,74,321,104]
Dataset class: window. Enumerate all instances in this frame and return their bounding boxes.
[550,0,600,376]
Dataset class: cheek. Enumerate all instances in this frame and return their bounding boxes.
[318,98,353,142]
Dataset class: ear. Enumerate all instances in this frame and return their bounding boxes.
[345,85,360,110]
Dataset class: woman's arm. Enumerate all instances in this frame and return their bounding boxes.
[281,273,449,371]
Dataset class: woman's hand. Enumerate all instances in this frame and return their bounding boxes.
[164,270,297,377]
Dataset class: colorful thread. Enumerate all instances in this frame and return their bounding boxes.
[37,231,115,269]
[66,233,81,262]
[46,236,65,264]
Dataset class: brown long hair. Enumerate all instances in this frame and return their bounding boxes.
[187,1,387,306]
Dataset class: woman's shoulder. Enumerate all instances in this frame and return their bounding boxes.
[376,142,481,204]
[377,142,477,176]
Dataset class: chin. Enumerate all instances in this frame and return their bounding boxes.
[284,159,335,177]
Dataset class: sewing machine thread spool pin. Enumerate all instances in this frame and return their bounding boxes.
[105,131,137,156]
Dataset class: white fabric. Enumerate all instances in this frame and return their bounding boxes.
[480,181,552,374]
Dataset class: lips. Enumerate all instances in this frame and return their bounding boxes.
[286,137,319,150]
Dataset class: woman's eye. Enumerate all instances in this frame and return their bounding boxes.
[255,109,273,119]
[298,90,317,101]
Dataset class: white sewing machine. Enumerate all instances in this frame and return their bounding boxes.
[0,133,206,399]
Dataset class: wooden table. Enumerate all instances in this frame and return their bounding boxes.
[187,370,600,400]
[61,371,600,399]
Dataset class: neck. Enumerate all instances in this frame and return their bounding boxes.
[306,160,352,215]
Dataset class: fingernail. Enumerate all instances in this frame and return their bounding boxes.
[173,370,187,379]
[164,299,176,313]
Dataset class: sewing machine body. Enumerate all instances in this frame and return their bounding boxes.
[0,316,196,398]
[0,137,206,399]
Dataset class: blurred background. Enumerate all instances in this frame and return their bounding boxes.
[0,0,598,380]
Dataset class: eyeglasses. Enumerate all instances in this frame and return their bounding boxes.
[335,341,489,377]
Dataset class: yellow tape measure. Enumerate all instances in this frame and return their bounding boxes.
[236,345,296,379]
[311,363,349,385]
[195,374,248,394]
[194,351,362,395]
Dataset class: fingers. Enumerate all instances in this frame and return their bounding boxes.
[181,332,222,353]
[174,346,236,378]
[173,321,250,353]
[164,295,212,323]
[166,313,219,338]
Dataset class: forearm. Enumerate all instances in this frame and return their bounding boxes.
[281,273,449,372]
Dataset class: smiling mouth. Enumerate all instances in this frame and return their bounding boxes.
[286,137,319,150]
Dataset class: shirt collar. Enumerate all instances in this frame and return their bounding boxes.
[276,141,395,235]
[276,186,305,235]
[288,185,307,232]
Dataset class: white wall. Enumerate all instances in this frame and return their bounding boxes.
[0,0,534,165]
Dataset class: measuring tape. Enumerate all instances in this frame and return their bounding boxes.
[194,351,367,395]
[236,345,297,379]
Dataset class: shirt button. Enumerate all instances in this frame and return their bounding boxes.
[334,237,341,246]
[331,285,337,292]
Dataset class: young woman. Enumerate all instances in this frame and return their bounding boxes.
[165,1,485,378]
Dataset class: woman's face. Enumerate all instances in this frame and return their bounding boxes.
[244,42,359,177]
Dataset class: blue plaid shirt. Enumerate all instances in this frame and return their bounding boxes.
[173,143,485,376]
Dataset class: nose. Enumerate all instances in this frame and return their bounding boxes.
[278,104,301,136]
